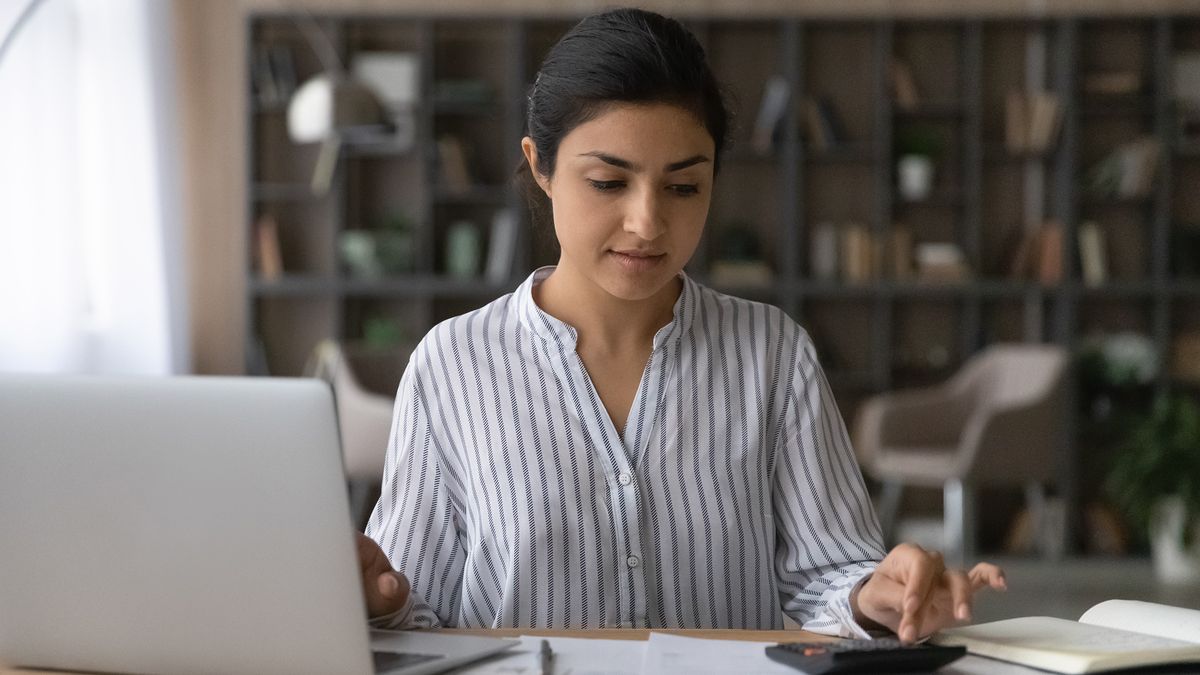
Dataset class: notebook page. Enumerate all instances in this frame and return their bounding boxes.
[1079,600,1200,645]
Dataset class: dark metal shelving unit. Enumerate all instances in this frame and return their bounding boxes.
[246,12,1200,553]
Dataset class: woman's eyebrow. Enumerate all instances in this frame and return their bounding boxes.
[578,151,710,173]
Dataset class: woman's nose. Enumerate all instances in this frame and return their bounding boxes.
[623,187,667,240]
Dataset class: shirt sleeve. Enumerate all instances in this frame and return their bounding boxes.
[364,345,467,629]
[772,330,890,639]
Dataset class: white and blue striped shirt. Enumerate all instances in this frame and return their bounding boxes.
[366,267,887,637]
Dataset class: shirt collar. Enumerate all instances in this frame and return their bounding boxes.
[515,265,698,350]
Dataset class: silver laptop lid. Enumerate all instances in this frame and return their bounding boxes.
[0,375,374,675]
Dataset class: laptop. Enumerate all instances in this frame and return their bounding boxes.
[0,374,516,675]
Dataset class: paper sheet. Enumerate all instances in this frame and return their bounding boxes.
[451,635,645,675]
[640,633,800,675]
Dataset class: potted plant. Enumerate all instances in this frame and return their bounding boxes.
[894,125,943,201]
[1106,391,1200,584]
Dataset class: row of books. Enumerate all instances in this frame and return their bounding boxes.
[809,223,972,284]
[1005,91,1062,154]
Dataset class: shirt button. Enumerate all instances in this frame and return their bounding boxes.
[626,555,641,568]
[618,472,632,485]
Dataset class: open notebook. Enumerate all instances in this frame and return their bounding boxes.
[931,600,1200,674]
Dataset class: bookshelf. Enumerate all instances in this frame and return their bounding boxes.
[247,13,1200,552]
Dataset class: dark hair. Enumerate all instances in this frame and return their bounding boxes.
[514,8,731,238]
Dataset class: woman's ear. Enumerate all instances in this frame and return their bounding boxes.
[521,137,552,198]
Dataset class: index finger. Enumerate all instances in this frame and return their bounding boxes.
[900,549,944,642]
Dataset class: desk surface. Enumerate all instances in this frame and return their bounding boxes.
[0,629,828,674]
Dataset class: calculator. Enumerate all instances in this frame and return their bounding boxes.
[764,638,967,674]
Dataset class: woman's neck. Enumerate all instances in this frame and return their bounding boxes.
[534,263,680,356]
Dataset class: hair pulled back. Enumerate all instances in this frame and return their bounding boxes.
[514,8,731,235]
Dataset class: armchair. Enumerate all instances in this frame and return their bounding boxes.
[852,343,1068,565]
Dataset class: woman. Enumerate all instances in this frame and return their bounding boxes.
[356,8,1005,642]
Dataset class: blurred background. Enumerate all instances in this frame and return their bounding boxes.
[2,0,1199,621]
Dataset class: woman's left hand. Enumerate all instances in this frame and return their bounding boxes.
[850,542,1007,643]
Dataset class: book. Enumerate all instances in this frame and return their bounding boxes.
[810,222,839,282]
[1037,220,1065,285]
[1077,221,1108,287]
[437,135,473,193]
[1005,90,1028,154]
[932,600,1200,674]
[750,75,790,156]
[254,214,284,281]
[484,208,518,283]
[804,98,844,152]
[839,223,873,284]
[891,59,920,110]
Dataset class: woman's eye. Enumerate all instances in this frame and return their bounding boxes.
[587,179,624,192]
[670,184,700,196]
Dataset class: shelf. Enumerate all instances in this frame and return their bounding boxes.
[252,183,320,202]
[432,100,504,116]
[804,144,877,163]
[1078,97,1155,117]
[894,102,966,119]
[1075,280,1159,297]
[894,191,964,208]
[251,275,338,296]
[982,144,1055,163]
[432,185,511,204]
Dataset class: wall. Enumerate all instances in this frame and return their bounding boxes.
[175,0,1200,374]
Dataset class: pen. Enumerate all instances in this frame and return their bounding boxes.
[538,638,554,675]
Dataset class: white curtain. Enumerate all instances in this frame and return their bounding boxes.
[0,0,189,375]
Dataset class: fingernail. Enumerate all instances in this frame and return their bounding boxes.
[957,603,970,621]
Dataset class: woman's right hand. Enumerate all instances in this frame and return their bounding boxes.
[356,532,411,618]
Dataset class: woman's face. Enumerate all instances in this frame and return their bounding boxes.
[523,102,715,302]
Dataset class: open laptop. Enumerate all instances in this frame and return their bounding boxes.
[0,374,516,675]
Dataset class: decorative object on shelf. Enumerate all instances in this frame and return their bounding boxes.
[810,222,839,282]
[285,14,393,196]
[1083,137,1161,200]
[339,230,384,278]
[433,78,493,105]
[484,208,518,284]
[1083,69,1143,97]
[751,75,789,156]
[1005,90,1061,155]
[709,223,772,287]
[1077,220,1108,287]
[445,220,482,278]
[839,223,874,285]
[351,51,420,153]
[254,214,284,281]
[889,58,920,110]
[1170,331,1200,384]
[436,135,473,193]
[1036,220,1064,285]
[1077,331,1159,425]
[886,225,915,281]
[894,125,943,202]
[1174,52,1200,144]
[338,215,416,278]
[914,241,969,283]
[1106,392,1200,584]
[803,97,846,153]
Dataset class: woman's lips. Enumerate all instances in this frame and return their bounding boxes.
[609,250,666,272]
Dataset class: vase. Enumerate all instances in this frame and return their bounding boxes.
[897,154,934,201]
[1150,495,1200,584]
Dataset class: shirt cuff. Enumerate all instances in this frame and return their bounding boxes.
[367,590,417,631]
[833,567,889,640]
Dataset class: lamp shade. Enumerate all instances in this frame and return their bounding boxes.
[286,73,389,144]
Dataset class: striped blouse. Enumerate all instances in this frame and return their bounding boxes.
[365,266,888,638]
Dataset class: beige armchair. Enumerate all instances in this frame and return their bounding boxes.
[852,343,1068,565]
[307,340,399,526]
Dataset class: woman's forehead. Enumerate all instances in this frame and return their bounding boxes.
[561,102,714,164]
